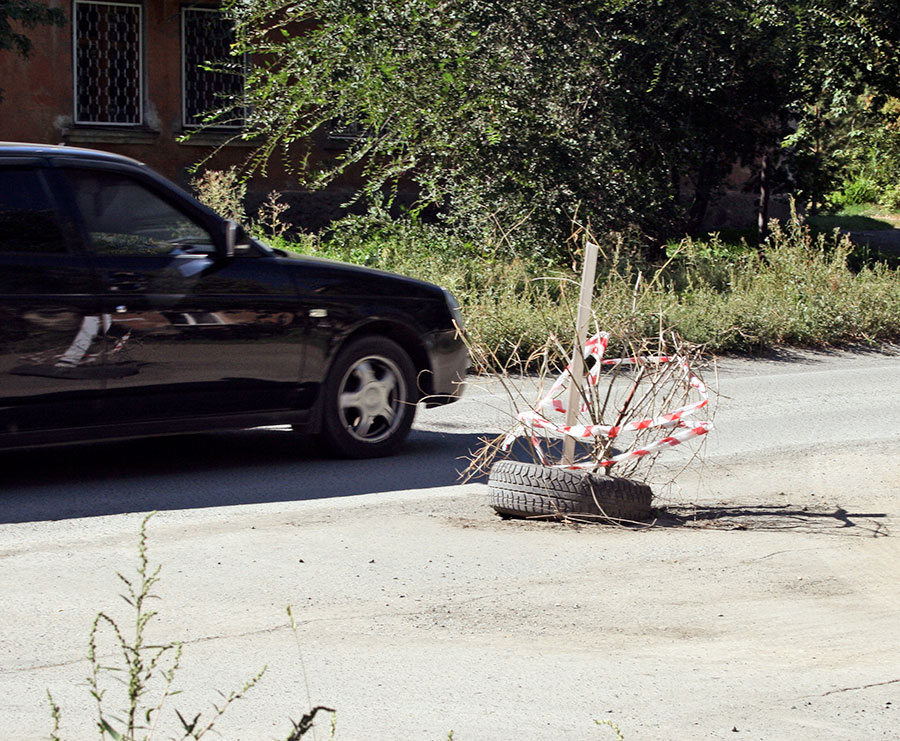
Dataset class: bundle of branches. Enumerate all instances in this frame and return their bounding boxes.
[468,325,714,483]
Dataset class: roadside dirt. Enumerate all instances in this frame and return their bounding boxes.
[8,441,895,741]
[264,442,899,740]
[2,351,898,740]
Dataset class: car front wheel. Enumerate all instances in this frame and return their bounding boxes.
[320,336,418,458]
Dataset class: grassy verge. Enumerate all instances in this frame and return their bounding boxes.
[269,213,900,368]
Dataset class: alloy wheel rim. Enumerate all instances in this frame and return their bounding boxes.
[337,355,407,443]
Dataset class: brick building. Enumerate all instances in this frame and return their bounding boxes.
[0,1,359,228]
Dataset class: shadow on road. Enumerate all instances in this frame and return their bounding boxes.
[846,229,900,260]
[0,427,492,524]
[654,503,890,537]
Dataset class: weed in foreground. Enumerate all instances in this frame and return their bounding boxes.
[40,517,634,739]
[47,513,334,741]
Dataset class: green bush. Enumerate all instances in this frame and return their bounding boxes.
[828,176,881,209]
[879,183,900,211]
[274,211,900,368]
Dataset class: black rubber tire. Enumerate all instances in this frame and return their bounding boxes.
[488,460,653,521]
[320,336,417,458]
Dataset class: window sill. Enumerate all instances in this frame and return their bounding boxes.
[62,126,161,146]
[177,130,261,147]
[324,135,362,151]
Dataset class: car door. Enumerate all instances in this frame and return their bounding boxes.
[0,161,105,437]
[56,164,306,424]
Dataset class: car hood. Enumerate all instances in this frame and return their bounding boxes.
[272,249,447,301]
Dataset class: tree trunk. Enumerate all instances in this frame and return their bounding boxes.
[687,156,714,234]
[757,148,771,244]
[809,107,822,217]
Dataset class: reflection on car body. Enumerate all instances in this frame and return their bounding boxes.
[0,143,467,457]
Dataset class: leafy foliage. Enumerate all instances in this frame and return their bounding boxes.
[789,92,900,213]
[222,0,900,256]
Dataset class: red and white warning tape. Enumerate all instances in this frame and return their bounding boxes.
[502,332,712,469]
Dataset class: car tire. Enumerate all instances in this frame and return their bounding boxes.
[488,460,653,521]
[320,336,418,458]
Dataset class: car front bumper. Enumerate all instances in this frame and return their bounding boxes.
[423,328,469,407]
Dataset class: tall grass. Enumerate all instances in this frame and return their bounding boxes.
[661,219,900,351]
[271,211,898,367]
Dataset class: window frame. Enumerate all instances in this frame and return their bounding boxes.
[180,5,247,130]
[72,0,144,127]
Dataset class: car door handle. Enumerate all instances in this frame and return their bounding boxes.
[107,272,149,292]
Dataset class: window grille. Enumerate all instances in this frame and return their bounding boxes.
[328,121,370,142]
[182,8,245,128]
[74,1,142,125]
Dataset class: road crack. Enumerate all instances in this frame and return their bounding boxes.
[820,678,900,696]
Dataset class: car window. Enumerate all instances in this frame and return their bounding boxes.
[62,169,215,256]
[0,167,67,254]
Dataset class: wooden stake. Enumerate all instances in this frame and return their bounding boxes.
[562,241,599,466]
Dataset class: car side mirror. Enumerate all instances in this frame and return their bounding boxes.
[220,219,238,259]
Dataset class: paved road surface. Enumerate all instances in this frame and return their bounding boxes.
[1,348,898,740]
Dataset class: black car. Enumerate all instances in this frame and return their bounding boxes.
[0,143,467,457]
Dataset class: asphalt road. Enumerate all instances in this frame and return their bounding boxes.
[1,346,899,740]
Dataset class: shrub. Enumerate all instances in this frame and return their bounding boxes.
[879,183,900,211]
[275,209,900,367]
[828,175,880,209]
[190,168,247,223]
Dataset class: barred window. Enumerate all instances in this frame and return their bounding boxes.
[74,1,142,125]
[182,7,245,128]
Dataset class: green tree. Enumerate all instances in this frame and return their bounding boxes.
[780,1,900,216]
[223,0,900,255]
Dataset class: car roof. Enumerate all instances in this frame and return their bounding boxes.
[0,141,145,167]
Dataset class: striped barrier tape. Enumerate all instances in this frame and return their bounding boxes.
[502,332,712,469]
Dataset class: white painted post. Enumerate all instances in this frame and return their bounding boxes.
[562,241,599,466]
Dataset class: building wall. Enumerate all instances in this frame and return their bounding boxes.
[4,3,237,182]
[0,0,73,145]
[0,1,367,228]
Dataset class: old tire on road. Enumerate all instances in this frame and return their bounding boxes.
[488,460,653,521]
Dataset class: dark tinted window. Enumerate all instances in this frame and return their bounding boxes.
[63,169,214,256]
[0,168,66,254]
